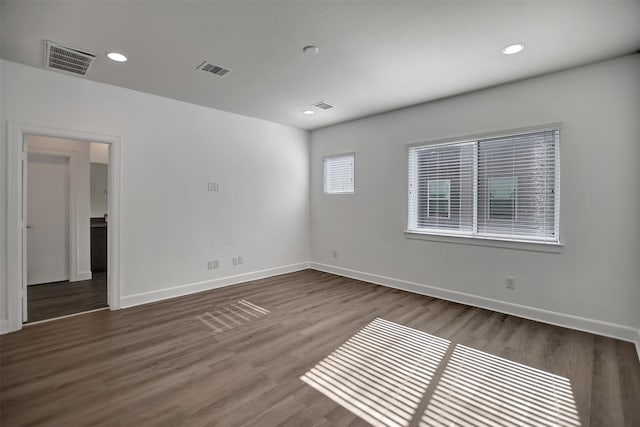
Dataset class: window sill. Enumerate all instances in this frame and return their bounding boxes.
[404,231,563,253]
[323,192,354,195]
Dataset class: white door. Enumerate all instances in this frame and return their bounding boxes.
[27,153,70,285]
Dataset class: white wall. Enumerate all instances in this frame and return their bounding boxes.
[27,135,92,282]
[310,54,640,335]
[1,54,637,343]
[0,20,6,330]
[89,142,109,218]
[0,59,310,321]
[90,142,109,164]
[90,163,108,218]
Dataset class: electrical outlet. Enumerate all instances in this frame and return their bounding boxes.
[505,277,515,290]
[207,260,214,270]
[232,257,238,266]
[332,250,338,258]
[213,260,219,269]
[214,183,220,192]
[238,256,243,264]
[207,182,214,192]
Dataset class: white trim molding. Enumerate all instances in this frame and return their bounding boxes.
[121,262,310,308]
[23,307,108,327]
[6,122,122,334]
[309,262,640,346]
[77,271,93,281]
[405,231,563,253]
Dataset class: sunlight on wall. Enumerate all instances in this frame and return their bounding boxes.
[301,318,581,427]
[421,345,581,427]
[301,318,451,427]
[196,299,269,334]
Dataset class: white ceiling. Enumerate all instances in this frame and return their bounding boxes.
[2,1,639,131]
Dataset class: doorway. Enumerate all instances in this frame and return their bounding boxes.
[6,122,121,332]
[24,136,110,323]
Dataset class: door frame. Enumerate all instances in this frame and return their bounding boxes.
[7,122,122,333]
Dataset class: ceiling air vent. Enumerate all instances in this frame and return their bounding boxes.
[313,101,334,110]
[45,41,96,77]
[196,61,231,77]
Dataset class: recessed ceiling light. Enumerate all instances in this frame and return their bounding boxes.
[502,43,525,55]
[303,110,315,115]
[107,52,127,62]
[302,45,319,55]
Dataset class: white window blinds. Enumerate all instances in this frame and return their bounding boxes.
[408,142,475,233]
[408,128,559,243]
[477,130,558,241]
[323,154,355,194]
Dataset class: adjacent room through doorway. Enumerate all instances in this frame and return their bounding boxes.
[25,135,110,323]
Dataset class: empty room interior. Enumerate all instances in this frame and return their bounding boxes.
[0,1,639,426]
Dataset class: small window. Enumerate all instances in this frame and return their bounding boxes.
[427,180,450,218]
[323,154,354,194]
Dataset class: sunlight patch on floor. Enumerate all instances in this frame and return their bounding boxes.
[301,318,581,427]
[421,345,581,427]
[301,318,451,427]
[196,299,269,334]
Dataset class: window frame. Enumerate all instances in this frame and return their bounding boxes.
[322,152,355,195]
[405,124,562,251]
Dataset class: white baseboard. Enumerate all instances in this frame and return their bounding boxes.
[0,319,8,335]
[310,262,640,346]
[75,271,93,281]
[120,262,310,308]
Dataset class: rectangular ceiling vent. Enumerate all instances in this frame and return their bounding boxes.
[45,41,96,77]
[196,61,231,77]
[313,101,334,110]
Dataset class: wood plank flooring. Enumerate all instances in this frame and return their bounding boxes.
[1,269,639,426]
[27,274,107,323]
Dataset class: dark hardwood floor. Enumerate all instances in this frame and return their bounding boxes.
[2,269,639,426]
[26,274,107,323]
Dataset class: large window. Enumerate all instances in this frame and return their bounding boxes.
[408,128,559,243]
[323,154,355,194]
